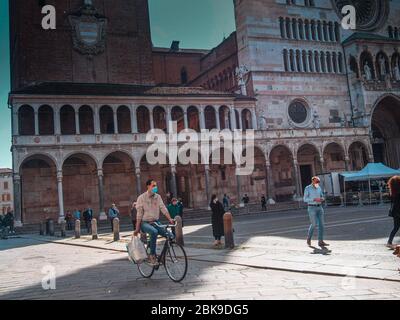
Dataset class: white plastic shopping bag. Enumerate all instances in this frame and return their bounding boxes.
[127,235,148,264]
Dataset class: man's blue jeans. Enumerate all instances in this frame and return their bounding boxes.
[307,206,325,242]
[140,221,173,255]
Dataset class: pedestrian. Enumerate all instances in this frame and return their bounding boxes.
[303,176,329,248]
[5,210,14,234]
[83,207,93,234]
[387,176,400,249]
[73,209,81,221]
[134,179,175,265]
[210,194,225,247]
[242,194,250,212]
[223,194,230,211]
[261,195,267,211]
[167,198,181,236]
[131,201,137,230]
[65,210,73,230]
[108,203,119,232]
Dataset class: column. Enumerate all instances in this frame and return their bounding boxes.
[149,107,155,130]
[199,108,206,130]
[54,109,61,135]
[166,107,172,133]
[113,109,118,134]
[204,165,211,209]
[251,110,258,130]
[34,109,39,135]
[94,105,101,134]
[344,156,350,171]
[230,107,237,130]
[282,18,287,39]
[135,167,142,197]
[75,109,80,135]
[12,109,19,136]
[265,161,275,203]
[309,52,315,72]
[305,52,310,73]
[13,174,22,227]
[293,159,301,198]
[131,105,138,133]
[215,109,221,130]
[183,111,189,129]
[236,166,242,205]
[170,165,178,198]
[293,53,298,72]
[320,157,326,173]
[295,21,300,40]
[98,169,107,220]
[57,170,65,224]
[238,110,243,130]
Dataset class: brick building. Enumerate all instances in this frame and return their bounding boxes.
[8,0,400,226]
[0,169,13,215]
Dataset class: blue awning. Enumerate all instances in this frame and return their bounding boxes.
[340,163,400,182]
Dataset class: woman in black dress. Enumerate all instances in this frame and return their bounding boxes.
[210,194,225,246]
[387,176,400,249]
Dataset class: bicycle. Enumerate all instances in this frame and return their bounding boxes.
[135,222,188,283]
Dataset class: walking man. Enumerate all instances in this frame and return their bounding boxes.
[261,195,267,211]
[134,179,175,265]
[83,207,93,234]
[223,194,230,211]
[304,176,329,248]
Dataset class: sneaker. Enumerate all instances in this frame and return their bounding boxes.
[319,241,330,247]
[387,243,396,250]
[307,239,311,247]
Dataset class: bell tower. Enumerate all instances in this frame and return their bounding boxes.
[9,0,155,90]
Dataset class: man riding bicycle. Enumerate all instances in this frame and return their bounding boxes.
[134,179,175,266]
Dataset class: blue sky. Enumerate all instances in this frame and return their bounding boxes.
[0,0,236,168]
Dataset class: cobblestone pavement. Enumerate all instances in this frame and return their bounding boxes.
[0,237,400,300]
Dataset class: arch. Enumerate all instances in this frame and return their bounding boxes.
[204,105,217,130]
[187,106,200,132]
[279,17,285,38]
[241,109,253,130]
[348,141,369,171]
[153,106,166,132]
[304,20,310,40]
[61,150,99,170]
[311,20,316,40]
[375,51,390,81]
[102,151,136,214]
[269,145,296,202]
[79,105,94,135]
[38,105,54,135]
[297,143,322,191]
[285,18,291,39]
[391,52,400,80]
[292,18,298,40]
[136,106,150,134]
[99,105,114,134]
[171,106,185,133]
[60,105,76,135]
[117,105,131,134]
[20,154,58,224]
[18,105,35,136]
[62,152,99,215]
[323,142,346,172]
[370,94,400,168]
[298,19,304,39]
[19,153,58,174]
[360,50,375,80]
[219,105,231,130]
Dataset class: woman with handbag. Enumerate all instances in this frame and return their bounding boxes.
[387,176,400,249]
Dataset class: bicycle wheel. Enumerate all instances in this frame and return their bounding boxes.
[137,241,155,278]
[164,241,188,282]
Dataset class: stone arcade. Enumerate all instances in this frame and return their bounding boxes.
[8,0,400,225]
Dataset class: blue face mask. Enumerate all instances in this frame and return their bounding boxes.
[152,186,158,194]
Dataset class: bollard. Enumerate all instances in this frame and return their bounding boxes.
[91,218,98,240]
[39,222,45,236]
[223,212,235,249]
[60,221,66,238]
[175,215,184,246]
[340,195,344,207]
[113,218,120,241]
[358,192,363,206]
[75,219,81,239]
[48,219,55,236]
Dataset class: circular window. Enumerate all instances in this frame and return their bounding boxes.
[332,0,389,31]
[288,101,308,125]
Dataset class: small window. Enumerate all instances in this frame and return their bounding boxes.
[4,182,8,190]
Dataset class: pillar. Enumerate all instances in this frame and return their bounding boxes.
[199,108,206,130]
[131,105,138,133]
[54,109,61,135]
[183,111,189,129]
[57,170,65,224]
[13,174,22,227]
[113,109,118,134]
[170,165,178,198]
[345,156,350,171]
[293,159,301,198]
[75,110,80,135]
[98,169,107,220]
[252,111,257,130]
[238,110,243,130]
[94,105,100,134]
[230,107,237,130]
[135,166,142,197]
[204,165,211,208]
[266,161,275,203]
[34,110,39,135]
[12,109,19,136]
[215,109,221,130]
[149,108,155,130]
[166,108,172,133]
[236,166,242,204]
[320,157,326,173]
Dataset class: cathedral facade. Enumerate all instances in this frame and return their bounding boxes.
[8,0,400,225]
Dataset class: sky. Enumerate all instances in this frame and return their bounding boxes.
[0,0,236,169]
